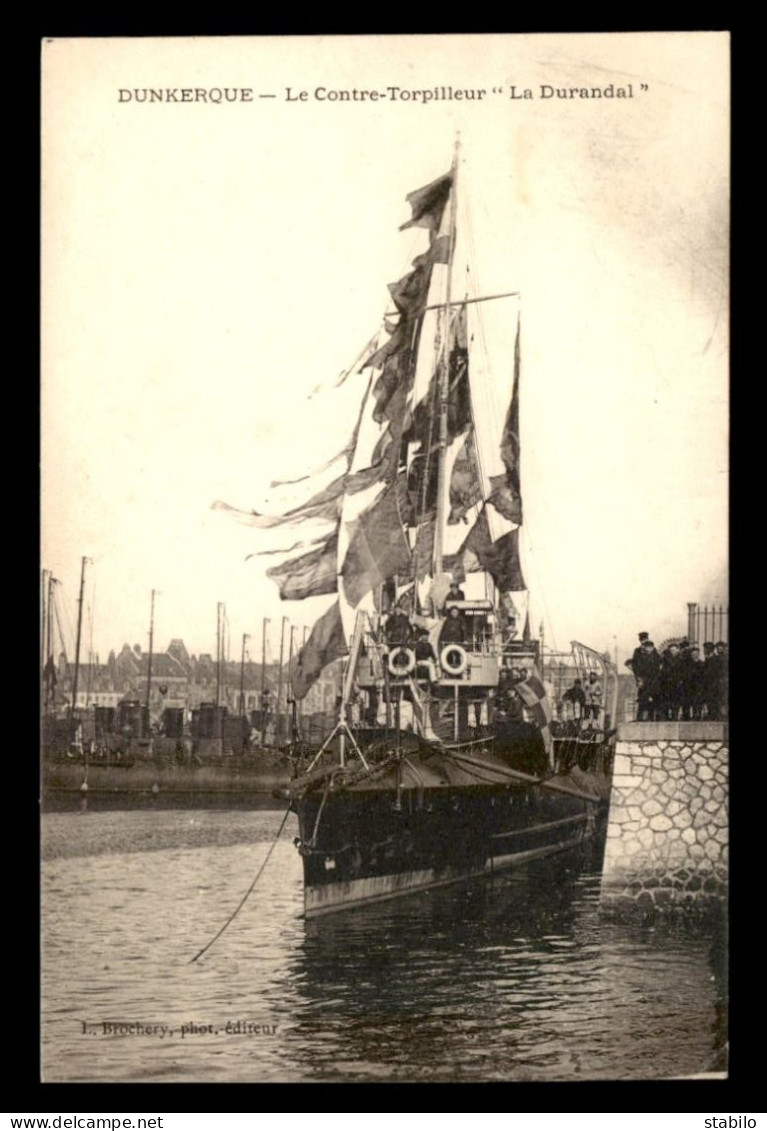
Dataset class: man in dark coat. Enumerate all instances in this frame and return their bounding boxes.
[716,641,728,719]
[385,607,411,646]
[562,678,586,721]
[702,641,723,719]
[660,642,684,720]
[632,639,662,720]
[680,644,705,719]
[409,626,438,683]
[628,631,650,672]
[442,579,466,613]
[439,605,468,645]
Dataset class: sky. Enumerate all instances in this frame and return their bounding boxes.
[41,33,729,669]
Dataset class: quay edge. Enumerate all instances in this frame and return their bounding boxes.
[600,721,728,917]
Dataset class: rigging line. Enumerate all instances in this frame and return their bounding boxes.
[190,804,292,964]
[520,524,559,654]
[60,590,77,658]
[52,600,71,677]
[85,576,97,706]
[459,307,490,509]
[383,292,521,318]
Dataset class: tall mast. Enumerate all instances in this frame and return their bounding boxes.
[260,616,269,745]
[70,556,88,721]
[276,616,288,744]
[239,632,249,717]
[41,569,48,678]
[145,588,157,713]
[45,572,55,710]
[433,134,460,576]
[297,625,308,734]
[215,602,224,707]
[44,575,59,712]
[288,626,297,740]
[46,574,54,674]
[288,626,296,696]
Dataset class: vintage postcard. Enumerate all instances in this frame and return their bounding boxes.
[41,33,729,1084]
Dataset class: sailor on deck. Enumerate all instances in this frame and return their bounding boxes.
[442,579,466,612]
[384,607,411,646]
[584,671,603,725]
[410,626,438,683]
[439,605,469,645]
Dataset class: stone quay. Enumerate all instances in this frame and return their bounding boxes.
[600,721,728,916]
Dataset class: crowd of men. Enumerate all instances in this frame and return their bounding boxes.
[625,631,728,721]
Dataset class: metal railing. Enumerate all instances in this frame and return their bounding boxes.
[687,603,728,646]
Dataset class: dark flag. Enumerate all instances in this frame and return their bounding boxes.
[341,481,412,606]
[289,600,348,699]
[515,665,553,758]
[487,317,523,524]
[266,535,338,601]
[399,172,453,234]
[448,508,525,593]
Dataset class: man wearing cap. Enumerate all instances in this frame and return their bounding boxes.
[628,632,650,672]
[439,604,468,645]
[632,638,661,720]
[409,625,438,683]
[442,579,466,613]
[627,633,650,703]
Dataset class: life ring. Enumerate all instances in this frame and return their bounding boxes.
[388,647,416,676]
[440,644,468,676]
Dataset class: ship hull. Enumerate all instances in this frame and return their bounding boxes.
[42,755,290,800]
[296,780,600,918]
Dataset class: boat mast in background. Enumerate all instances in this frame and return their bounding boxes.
[215,601,224,708]
[145,588,157,715]
[260,616,270,745]
[69,556,89,726]
[239,632,249,717]
[276,615,288,744]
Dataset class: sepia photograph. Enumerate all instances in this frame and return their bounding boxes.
[41,33,729,1084]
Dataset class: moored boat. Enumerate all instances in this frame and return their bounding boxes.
[225,142,617,915]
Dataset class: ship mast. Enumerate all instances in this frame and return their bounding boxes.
[433,134,460,577]
[276,615,288,744]
[145,588,157,715]
[260,616,269,745]
[70,556,88,725]
[41,570,57,713]
[215,601,224,707]
[239,632,249,717]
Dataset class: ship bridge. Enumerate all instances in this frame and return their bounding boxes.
[355,600,508,691]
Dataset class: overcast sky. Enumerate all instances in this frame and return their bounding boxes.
[41,33,729,667]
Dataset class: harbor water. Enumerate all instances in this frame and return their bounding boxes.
[41,802,727,1083]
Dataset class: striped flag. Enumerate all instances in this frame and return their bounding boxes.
[514,665,553,760]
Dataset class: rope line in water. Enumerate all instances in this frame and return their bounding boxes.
[190,804,292,964]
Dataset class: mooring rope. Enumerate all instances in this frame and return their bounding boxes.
[190,804,292,964]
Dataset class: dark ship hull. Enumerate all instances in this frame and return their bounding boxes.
[42,754,290,801]
[288,730,609,917]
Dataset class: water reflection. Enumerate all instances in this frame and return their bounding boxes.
[41,809,726,1083]
[287,847,724,1082]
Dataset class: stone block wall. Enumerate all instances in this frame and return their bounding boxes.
[601,722,728,915]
